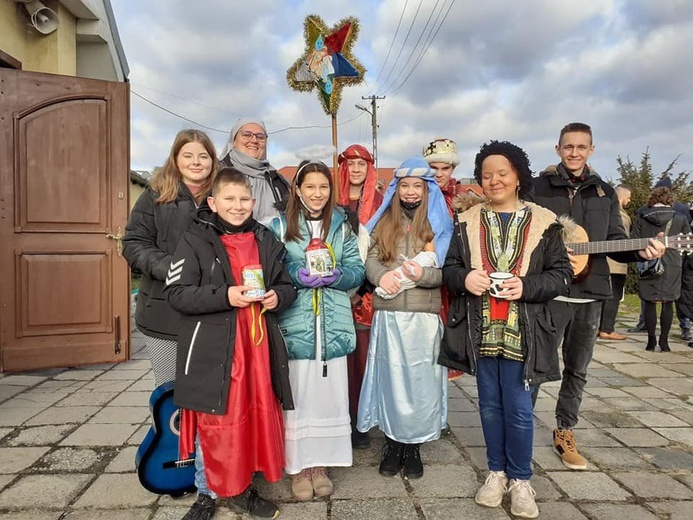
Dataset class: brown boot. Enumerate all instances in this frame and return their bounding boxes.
[310,466,334,497]
[290,468,313,501]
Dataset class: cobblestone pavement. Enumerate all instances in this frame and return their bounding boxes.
[1,315,692,519]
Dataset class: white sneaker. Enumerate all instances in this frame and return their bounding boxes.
[508,479,539,519]
[475,470,508,508]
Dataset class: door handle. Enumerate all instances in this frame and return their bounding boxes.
[106,227,124,257]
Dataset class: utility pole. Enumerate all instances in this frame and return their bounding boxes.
[355,95,385,170]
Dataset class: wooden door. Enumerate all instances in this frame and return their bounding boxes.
[0,69,130,372]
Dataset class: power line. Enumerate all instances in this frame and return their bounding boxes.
[370,0,409,92]
[131,89,366,136]
[390,0,456,96]
[375,0,424,94]
[380,0,441,95]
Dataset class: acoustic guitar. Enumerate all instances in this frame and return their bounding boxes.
[135,381,196,497]
[564,224,693,277]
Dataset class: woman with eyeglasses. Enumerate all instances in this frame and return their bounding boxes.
[219,117,290,225]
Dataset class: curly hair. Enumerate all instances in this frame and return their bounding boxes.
[473,140,533,198]
[647,186,674,207]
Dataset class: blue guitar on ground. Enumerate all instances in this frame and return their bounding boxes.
[135,381,196,497]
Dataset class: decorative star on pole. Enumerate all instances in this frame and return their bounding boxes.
[287,15,365,116]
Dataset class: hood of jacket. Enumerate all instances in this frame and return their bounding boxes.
[641,206,675,227]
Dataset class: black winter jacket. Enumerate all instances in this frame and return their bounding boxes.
[525,165,639,300]
[165,210,297,414]
[123,183,201,339]
[438,203,572,386]
[632,206,691,302]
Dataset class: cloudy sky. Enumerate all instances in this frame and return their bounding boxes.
[111,0,693,182]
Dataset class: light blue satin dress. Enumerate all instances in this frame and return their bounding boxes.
[357,310,448,443]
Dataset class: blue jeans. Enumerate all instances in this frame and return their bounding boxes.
[477,356,534,481]
[195,436,217,499]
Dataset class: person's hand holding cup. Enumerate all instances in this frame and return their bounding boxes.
[488,272,513,299]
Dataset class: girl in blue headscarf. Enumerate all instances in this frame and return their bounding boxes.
[357,156,453,480]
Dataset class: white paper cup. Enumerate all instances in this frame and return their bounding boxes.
[489,272,513,299]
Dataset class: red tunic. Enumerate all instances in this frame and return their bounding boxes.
[182,231,285,497]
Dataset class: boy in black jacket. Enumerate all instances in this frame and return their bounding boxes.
[166,167,297,520]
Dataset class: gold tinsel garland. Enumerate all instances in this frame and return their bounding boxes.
[286,14,366,116]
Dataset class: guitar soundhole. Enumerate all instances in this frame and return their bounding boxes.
[169,409,181,437]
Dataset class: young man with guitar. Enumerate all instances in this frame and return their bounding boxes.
[525,122,665,470]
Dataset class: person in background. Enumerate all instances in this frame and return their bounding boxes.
[336,144,383,449]
[439,141,571,519]
[166,168,297,520]
[632,185,691,352]
[525,122,665,471]
[268,161,365,501]
[358,157,452,480]
[598,185,632,341]
[219,117,289,225]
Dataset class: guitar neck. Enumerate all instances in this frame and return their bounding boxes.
[566,236,664,255]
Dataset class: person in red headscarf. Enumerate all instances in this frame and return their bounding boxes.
[337,144,383,449]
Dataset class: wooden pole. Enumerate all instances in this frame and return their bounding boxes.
[331,112,339,202]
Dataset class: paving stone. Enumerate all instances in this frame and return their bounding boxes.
[0,376,47,387]
[678,474,693,489]
[648,500,693,520]
[24,406,100,426]
[87,406,150,424]
[330,466,408,499]
[533,397,557,412]
[81,380,133,392]
[56,392,118,407]
[107,392,151,407]
[532,426,553,447]
[580,447,654,470]
[420,498,511,519]
[571,427,621,447]
[53,370,104,381]
[63,510,151,520]
[532,447,568,471]
[37,447,102,472]
[604,428,669,447]
[105,446,138,473]
[269,502,327,520]
[581,410,643,428]
[588,367,625,379]
[547,472,631,501]
[591,350,647,363]
[0,475,12,491]
[583,387,631,398]
[408,464,477,497]
[0,447,49,473]
[669,409,693,426]
[579,503,658,519]
[72,473,157,508]
[127,425,150,446]
[0,428,13,441]
[661,363,693,376]
[447,397,476,412]
[450,427,486,447]
[622,386,674,398]
[6,425,74,446]
[420,437,464,464]
[646,398,693,410]
[652,427,693,445]
[0,474,92,509]
[60,423,139,446]
[447,411,482,427]
[331,498,417,520]
[626,411,689,427]
[611,472,693,499]
[33,381,86,392]
[0,512,60,520]
[1,392,66,408]
[599,376,649,387]
[615,363,685,378]
[127,379,155,392]
[633,447,693,470]
[529,474,562,501]
[0,407,44,427]
[649,377,693,395]
[534,502,588,519]
[466,447,489,471]
[0,386,24,402]
[112,359,151,371]
[96,370,149,381]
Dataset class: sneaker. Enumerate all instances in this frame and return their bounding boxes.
[310,466,334,497]
[553,429,587,470]
[379,437,404,477]
[182,494,216,520]
[290,469,313,501]
[402,444,423,479]
[507,479,539,519]
[474,470,508,508]
[598,331,628,340]
[227,487,279,519]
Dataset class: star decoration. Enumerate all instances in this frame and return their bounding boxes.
[287,15,365,116]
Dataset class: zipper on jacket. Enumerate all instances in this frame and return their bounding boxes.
[185,321,202,375]
[522,304,532,390]
[459,225,477,376]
